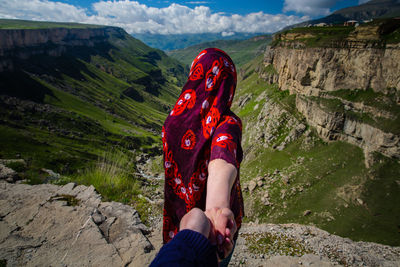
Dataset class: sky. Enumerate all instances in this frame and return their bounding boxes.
[0,0,371,34]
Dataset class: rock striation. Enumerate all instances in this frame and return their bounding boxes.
[0,181,153,266]
[263,43,400,96]
[296,96,400,159]
[0,27,125,72]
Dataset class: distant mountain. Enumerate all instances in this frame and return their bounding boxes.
[133,32,264,51]
[282,0,400,30]
[167,35,272,67]
[0,19,186,178]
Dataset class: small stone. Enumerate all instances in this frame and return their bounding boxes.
[92,210,106,225]
[248,180,257,193]
[282,175,290,185]
[0,164,18,182]
[257,180,263,187]
[303,210,312,216]
[356,198,364,205]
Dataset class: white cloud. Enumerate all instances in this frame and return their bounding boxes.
[221,31,234,37]
[283,0,339,16]
[0,0,309,34]
[0,0,88,21]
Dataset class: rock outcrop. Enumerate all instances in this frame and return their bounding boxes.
[244,93,306,152]
[1,179,400,266]
[261,24,400,160]
[296,96,400,159]
[231,223,400,267]
[263,43,400,96]
[0,181,153,266]
[0,164,19,183]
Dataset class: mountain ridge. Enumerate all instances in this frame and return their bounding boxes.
[281,0,400,31]
[167,35,272,67]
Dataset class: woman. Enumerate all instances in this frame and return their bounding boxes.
[162,48,244,262]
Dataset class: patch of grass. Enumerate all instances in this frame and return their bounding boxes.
[4,161,26,172]
[307,96,345,114]
[384,27,400,43]
[273,26,355,48]
[58,149,154,224]
[320,89,400,134]
[243,232,312,257]
[243,133,400,245]
[149,155,164,176]
[50,195,80,206]
[263,64,278,75]
[327,88,399,114]
[235,70,296,120]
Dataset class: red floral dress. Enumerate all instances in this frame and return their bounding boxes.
[162,48,244,243]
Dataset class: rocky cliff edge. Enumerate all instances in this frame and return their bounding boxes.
[0,181,154,266]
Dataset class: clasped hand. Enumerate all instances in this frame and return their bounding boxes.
[204,207,237,260]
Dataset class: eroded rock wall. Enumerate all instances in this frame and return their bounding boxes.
[263,44,400,95]
[296,96,400,159]
[261,39,400,160]
[0,27,124,72]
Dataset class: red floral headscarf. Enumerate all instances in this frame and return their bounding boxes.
[162,48,244,243]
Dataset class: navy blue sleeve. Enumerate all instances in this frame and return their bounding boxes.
[150,229,218,267]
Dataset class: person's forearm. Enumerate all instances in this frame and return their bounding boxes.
[206,159,237,210]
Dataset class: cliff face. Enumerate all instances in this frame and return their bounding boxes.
[262,24,400,160]
[0,27,124,71]
[296,96,400,162]
[264,44,400,96]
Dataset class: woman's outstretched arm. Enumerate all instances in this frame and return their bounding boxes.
[206,158,237,210]
[205,158,237,258]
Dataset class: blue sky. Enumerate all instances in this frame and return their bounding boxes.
[57,0,363,16]
[0,0,369,34]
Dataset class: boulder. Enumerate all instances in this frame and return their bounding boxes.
[0,182,153,266]
[248,180,257,193]
[0,164,18,182]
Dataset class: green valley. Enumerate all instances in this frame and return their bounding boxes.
[167,35,271,67]
[0,20,185,220]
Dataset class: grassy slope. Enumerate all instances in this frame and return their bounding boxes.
[0,20,185,182]
[274,18,400,47]
[167,35,272,67]
[233,56,400,246]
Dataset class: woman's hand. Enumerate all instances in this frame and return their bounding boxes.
[205,207,237,259]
